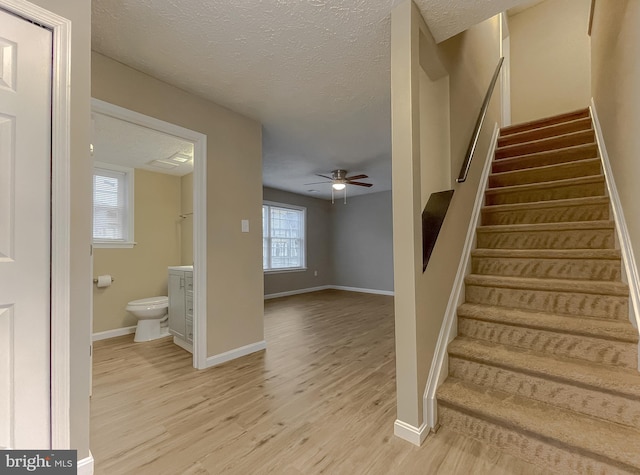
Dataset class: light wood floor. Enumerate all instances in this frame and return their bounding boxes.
[91,289,552,474]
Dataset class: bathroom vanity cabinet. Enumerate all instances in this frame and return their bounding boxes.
[168,266,194,353]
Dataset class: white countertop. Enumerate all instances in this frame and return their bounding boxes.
[168,265,194,271]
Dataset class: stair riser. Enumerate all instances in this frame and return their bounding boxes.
[492,144,598,173]
[471,256,622,281]
[482,203,609,226]
[500,109,591,136]
[465,285,629,320]
[438,405,636,475]
[457,318,637,368]
[496,131,595,159]
[489,160,601,188]
[485,181,605,206]
[476,228,615,250]
[448,357,640,434]
[497,118,593,147]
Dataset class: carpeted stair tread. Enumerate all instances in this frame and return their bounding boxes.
[484,175,605,206]
[497,117,592,148]
[448,337,640,399]
[477,220,614,233]
[483,195,609,213]
[488,158,601,188]
[438,378,640,471]
[457,303,638,343]
[476,220,615,250]
[499,108,590,136]
[471,248,622,281]
[458,318,637,369]
[492,143,598,173]
[448,357,640,430]
[481,196,609,225]
[465,274,628,296]
[495,130,595,160]
[471,248,620,260]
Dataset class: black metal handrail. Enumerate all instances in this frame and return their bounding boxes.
[456,56,504,183]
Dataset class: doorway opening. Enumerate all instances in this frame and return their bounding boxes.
[90,99,207,369]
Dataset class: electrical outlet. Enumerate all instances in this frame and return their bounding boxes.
[314,270,318,277]
[241,219,249,232]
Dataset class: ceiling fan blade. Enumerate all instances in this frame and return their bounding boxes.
[304,180,331,185]
[348,181,373,187]
[316,174,333,180]
[345,174,368,181]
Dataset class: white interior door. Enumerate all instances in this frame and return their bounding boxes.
[0,8,52,449]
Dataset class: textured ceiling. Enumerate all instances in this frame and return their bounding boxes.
[92,0,534,200]
[93,113,194,177]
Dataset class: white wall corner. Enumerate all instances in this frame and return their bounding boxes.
[590,100,640,370]
[204,340,267,369]
[394,419,429,446]
[77,452,94,475]
[423,123,500,429]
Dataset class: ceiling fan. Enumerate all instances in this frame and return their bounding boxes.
[305,169,373,190]
[305,169,372,204]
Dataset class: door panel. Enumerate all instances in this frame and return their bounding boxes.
[0,8,52,449]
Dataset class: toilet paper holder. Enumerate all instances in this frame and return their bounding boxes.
[93,276,115,284]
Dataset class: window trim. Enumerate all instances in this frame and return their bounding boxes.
[263,200,307,273]
[92,161,136,248]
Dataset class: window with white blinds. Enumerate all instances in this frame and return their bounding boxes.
[93,163,135,247]
[262,202,306,271]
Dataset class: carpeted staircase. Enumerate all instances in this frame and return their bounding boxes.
[436,108,640,474]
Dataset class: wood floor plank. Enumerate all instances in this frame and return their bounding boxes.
[91,289,551,474]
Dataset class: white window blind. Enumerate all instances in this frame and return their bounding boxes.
[262,202,306,271]
[93,164,134,246]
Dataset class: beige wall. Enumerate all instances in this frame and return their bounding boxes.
[391,0,501,429]
[93,170,182,333]
[591,0,640,276]
[92,52,264,357]
[509,0,591,123]
[181,172,194,265]
[27,0,92,459]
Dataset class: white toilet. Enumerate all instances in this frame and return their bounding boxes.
[126,296,170,342]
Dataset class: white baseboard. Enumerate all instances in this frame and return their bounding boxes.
[265,285,394,300]
[394,419,429,446]
[203,340,266,368]
[92,326,136,341]
[330,285,394,296]
[264,285,332,300]
[423,123,500,430]
[77,452,94,475]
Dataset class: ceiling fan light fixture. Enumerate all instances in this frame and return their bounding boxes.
[332,183,346,191]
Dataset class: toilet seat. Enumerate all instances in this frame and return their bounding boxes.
[127,296,168,309]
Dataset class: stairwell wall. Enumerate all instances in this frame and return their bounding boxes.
[509,0,591,123]
[590,0,640,279]
[391,0,502,442]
